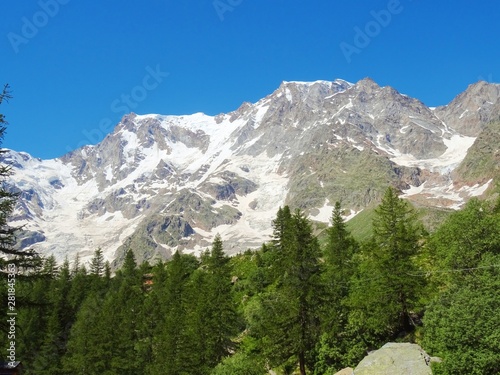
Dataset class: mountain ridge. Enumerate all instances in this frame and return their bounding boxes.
[4,78,500,266]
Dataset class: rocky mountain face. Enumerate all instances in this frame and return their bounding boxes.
[4,79,500,266]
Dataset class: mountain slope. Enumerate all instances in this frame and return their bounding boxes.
[4,79,500,265]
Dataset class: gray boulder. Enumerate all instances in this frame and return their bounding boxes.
[353,343,433,375]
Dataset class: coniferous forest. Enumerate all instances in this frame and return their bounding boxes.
[1,189,500,374]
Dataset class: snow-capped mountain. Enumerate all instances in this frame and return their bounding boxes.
[4,78,500,266]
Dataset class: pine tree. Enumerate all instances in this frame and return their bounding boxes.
[348,187,425,343]
[204,235,240,366]
[0,84,40,343]
[16,256,58,369]
[151,251,199,375]
[90,247,105,276]
[0,85,27,262]
[315,202,358,372]
[64,249,144,374]
[323,201,357,317]
[63,293,107,374]
[32,259,72,374]
[180,235,240,374]
[251,207,323,375]
[107,249,143,374]
[325,202,356,276]
[422,200,500,374]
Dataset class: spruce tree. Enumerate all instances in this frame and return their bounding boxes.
[32,259,72,374]
[204,234,240,366]
[64,249,143,374]
[251,207,323,375]
[63,293,106,374]
[0,84,41,344]
[348,187,425,343]
[315,202,358,372]
[181,235,240,374]
[151,251,199,375]
[108,249,143,374]
[89,247,105,276]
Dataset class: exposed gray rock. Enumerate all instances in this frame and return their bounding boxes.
[434,81,500,136]
[353,343,433,375]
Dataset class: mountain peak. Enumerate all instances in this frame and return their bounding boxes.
[6,78,500,265]
[355,77,381,91]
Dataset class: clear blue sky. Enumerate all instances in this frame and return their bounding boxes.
[1,0,499,159]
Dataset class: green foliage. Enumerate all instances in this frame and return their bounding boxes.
[427,198,500,288]
[90,248,105,276]
[5,183,500,374]
[250,207,324,375]
[211,352,267,375]
[423,254,500,375]
[150,251,199,375]
[314,202,360,372]
[347,187,426,344]
[422,198,500,374]
[199,234,240,369]
[0,84,39,267]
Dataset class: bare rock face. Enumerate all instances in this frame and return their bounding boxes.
[353,343,433,375]
[434,81,500,136]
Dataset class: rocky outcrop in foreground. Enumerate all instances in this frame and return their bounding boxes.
[335,342,440,375]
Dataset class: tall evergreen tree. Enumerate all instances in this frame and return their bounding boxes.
[16,256,58,370]
[250,207,323,375]
[204,235,240,366]
[63,292,106,374]
[323,201,357,312]
[348,187,425,343]
[0,84,40,343]
[107,249,143,374]
[315,202,358,372]
[64,249,143,374]
[0,84,28,262]
[181,235,240,374]
[150,251,199,375]
[423,200,500,374]
[325,202,357,276]
[32,259,72,374]
[89,248,105,276]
